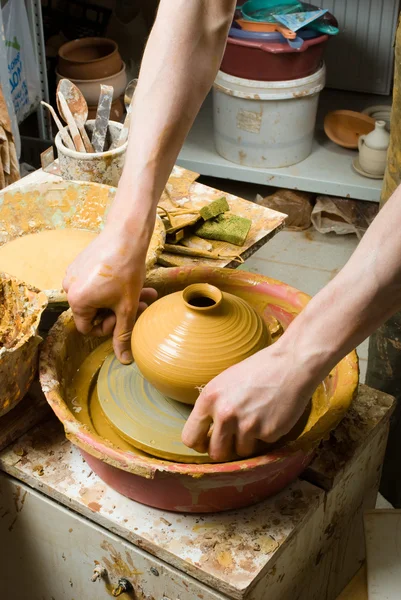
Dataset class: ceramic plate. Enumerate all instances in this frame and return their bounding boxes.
[352,157,383,180]
[97,352,212,463]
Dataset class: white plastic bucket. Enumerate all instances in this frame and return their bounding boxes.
[213,64,326,168]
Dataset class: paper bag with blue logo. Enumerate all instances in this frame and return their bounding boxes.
[2,0,41,123]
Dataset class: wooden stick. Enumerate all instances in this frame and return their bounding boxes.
[164,243,244,262]
[41,101,75,150]
[57,92,85,152]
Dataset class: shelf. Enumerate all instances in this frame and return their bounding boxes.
[178,91,390,203]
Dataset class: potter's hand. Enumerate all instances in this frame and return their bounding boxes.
[182,337,319,462]
[63,224,156,364]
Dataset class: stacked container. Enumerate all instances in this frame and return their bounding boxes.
[213,0,335,168]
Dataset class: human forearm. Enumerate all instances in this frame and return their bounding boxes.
[278,186,401,386]
[107,0,236,237]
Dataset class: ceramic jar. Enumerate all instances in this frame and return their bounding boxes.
[131,283,271,404]
[358,120,390,176]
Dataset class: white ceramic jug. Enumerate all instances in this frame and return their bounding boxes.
[358,120,390,176]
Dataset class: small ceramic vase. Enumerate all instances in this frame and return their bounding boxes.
[132,283,271,405]
[358,120,390,177]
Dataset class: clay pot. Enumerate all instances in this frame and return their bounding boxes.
[58,37,122,80]
[358,120,390,176]
[324,110,375,149]
[131,283,271,405]
[56,62,127,106]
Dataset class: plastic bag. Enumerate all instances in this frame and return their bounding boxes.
[311,196,378,239]
[256,189,314,231]
[2,0,41,124]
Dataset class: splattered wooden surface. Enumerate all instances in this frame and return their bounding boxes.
[0,385,393,599]
[6,164,286,271]
[158,166,286,268]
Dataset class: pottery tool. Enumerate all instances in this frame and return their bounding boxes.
[92,84,114,153]
[56,79,94,153]
[40,101,75,150]
[163,243,243,262]
[57,91,86,153]
[97,352,211,463]
[124,78,138,110]
[108,78,137,151]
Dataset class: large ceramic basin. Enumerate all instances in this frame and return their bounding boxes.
[39,266,358,513]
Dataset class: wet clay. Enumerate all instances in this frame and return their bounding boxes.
[132,283,271,405]
[0,229,97,291]
[97,352,212,463]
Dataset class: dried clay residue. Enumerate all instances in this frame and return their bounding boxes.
[0,276,46,350]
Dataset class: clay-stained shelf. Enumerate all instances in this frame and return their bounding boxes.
[178,90,391,203]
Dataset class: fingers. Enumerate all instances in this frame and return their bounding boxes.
[139,287,158,305]
[113,303,137,364]
[91,312,116,337]
[208,421,236,462]
[70,304,98,336]
[235,426,258,458]
[182,401,213,455]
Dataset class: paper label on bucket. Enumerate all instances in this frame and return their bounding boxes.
[236,108,262,134]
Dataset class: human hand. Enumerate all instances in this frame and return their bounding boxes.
[63,224,156,364]
[182,337,321,462]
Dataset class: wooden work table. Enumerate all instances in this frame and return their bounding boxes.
[0,385,394,599]
[0,168,393,599]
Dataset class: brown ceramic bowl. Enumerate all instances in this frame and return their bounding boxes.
[58,37,122,80]
[324,110,375,149]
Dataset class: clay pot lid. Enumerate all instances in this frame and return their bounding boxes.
[58,37,118,64]
[324,110,375,149]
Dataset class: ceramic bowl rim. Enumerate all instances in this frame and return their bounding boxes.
[58,37,118,64]
[55,62,126,85]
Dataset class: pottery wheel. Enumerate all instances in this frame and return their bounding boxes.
[97,353,211,463]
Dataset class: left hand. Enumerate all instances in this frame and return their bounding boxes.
[182,339,320,462]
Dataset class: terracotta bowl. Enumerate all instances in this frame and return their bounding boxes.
[39,267,359,513]
[58,37,122,80]
[324,110,375,149]
[0,180,165,306]
[55,63,127,106]
[0,274,47,417]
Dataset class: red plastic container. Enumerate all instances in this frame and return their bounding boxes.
[221,34,328,81]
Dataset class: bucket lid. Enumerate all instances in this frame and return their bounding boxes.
[214,63,326,100]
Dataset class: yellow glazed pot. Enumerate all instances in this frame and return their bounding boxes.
[131,282,271,404]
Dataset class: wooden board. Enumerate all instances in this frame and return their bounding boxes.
[364,510,401,600]
[158,166,286,269]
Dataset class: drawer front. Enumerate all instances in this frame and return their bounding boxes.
[0,474,226,600]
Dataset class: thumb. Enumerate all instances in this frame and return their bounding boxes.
[113,303,137,364]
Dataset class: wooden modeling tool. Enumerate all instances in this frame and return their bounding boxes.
[57,91,85,152]
[40,101,75,150]
[57,79,94,153]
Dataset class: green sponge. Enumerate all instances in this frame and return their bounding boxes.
[195,213,252,246]
[199,197,230,221]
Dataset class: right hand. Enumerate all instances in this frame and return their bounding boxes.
[63,223,156,364]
